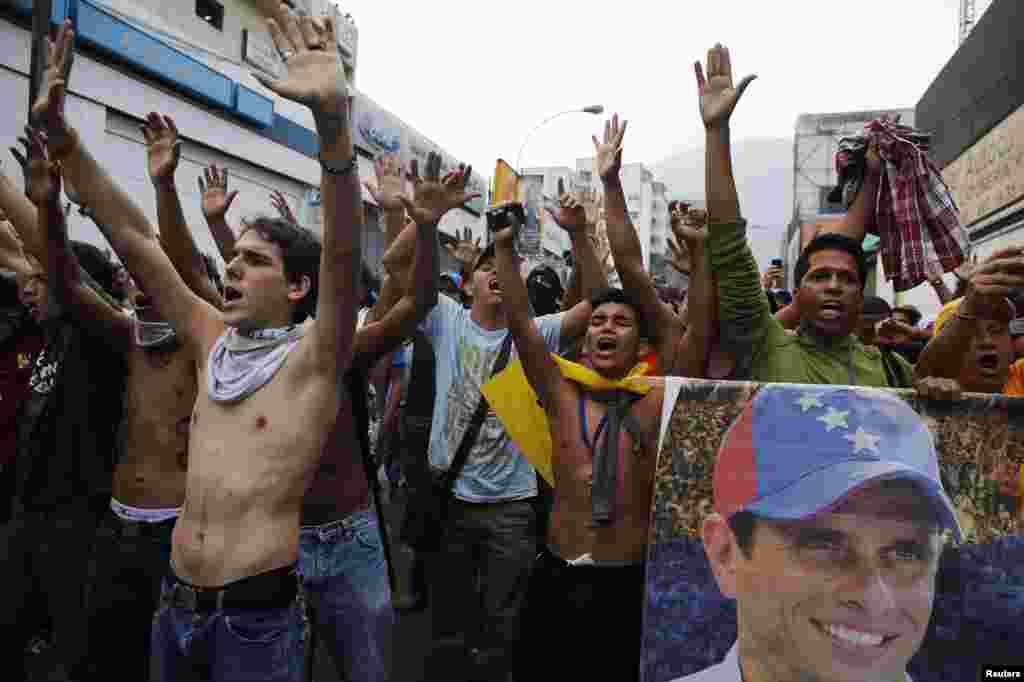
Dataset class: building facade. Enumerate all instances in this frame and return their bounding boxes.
[0,0,484,278]
[917,0,1024,278]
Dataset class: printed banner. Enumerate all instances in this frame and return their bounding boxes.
[642,379,1024,682]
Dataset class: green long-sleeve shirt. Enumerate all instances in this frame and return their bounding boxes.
[710,220,913,388]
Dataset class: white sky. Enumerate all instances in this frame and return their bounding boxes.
[341,0,976,183]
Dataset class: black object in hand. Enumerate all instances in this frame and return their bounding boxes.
[486,202,526,231]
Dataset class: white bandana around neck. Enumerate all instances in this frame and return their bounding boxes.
[207,322,307,403]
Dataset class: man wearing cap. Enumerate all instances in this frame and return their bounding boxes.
[856,296,892,347]
[420,204,605,681]
[673,385,960,682]
[915,246,1024,396]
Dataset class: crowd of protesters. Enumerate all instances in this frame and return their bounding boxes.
[0,6,1022,682]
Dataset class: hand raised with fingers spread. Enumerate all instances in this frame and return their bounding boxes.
[695,44,756,129]
[22,127,62,207]
[592,114,627,184]
[31,19,77,156]
[364,153,405,213]
[255,5,349,114]
[269,189,297,225]
[445,226,481,270]
[963,245,1024,313]
[198,163,239,222]
[141,113,182,185]
[398,152,480,225]
[545,177,587,234]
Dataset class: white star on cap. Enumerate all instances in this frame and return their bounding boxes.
[844,427,881,454]
[797,392,823,412]
[818,408,850,432]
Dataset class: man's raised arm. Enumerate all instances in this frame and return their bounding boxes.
[596,115,680,369]
[357,152,479,359]
[493,205,567,417]
[34,20,219,346]
[143,113,223,309]
[699,44,771,371]
[199,163,240,264]
[25,127,132,349]
[256,5,360,374]
[915,246,1024,382]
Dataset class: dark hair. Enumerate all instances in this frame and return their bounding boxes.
[0,275,19,308]
[361,262,380,294]
[893,305,922,326]
[727,511,758,559]
[201,252,224,296]
[240,217,321,324]
[793,233,867,291]
[527,265,564,316]
[71,240,118,297]
[588,287,651,340]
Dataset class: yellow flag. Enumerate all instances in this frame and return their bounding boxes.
[480,355,654,488]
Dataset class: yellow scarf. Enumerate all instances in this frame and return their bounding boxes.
[480,355,652,487]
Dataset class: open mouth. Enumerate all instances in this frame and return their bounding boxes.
[820,301,844,317]
[595,337,617,353]
[488,280,502,294]
[224,286,243,303]
[976,352,1000,374]
[812,619,897,650]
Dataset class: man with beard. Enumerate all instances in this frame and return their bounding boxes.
[699,44,912,388]
[492,204,664,681]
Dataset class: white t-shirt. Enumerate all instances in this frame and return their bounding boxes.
[421,295,564,502]
[670,643,914,682]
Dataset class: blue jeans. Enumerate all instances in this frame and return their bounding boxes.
[149,571,308,682]
[298,507,394,682]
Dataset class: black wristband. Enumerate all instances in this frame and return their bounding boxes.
[320,156,357,176]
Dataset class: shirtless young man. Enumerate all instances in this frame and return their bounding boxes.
[492,202,665,682]
[34,7,362,678]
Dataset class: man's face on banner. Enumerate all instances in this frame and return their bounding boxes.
[711,481,942,682]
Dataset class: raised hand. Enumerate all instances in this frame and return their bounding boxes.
[255,5,349,114]
[545,178,587,234]
[31,19,76,155]
[667,203,708,275]
[398,151,480,226]
[445,226,481,271]
[141,113,182,186]
[592,114,627,183]
[22,127,61,207]
[964,245,1024,312]
[363,153,405,213]
[269,189,297,224]
[876,317,916,339]
[578,188,601,226]
[761,265,784,291]
[198,163,239,222]
[695,44,756,129]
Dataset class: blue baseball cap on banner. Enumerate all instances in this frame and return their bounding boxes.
[713,385,961,541]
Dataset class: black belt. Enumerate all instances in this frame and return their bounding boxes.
[168,563,298,613]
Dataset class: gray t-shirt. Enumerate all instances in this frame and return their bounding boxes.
[422,295,564,502]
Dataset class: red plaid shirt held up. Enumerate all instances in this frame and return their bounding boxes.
[833,118,969,292]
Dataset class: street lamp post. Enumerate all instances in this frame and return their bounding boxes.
[515,105,604,174]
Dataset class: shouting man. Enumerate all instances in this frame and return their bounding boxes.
[493,203,664,681]
[32,7,363,678]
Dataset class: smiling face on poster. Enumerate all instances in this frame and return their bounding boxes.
[644,380,1024,682]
